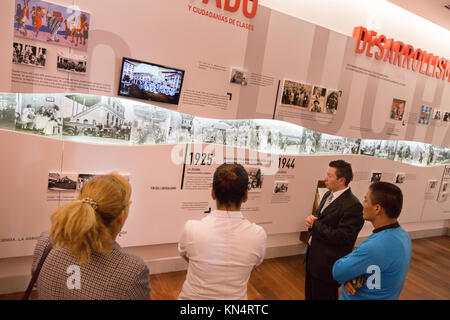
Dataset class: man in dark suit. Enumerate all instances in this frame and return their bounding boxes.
[304,160,364,300]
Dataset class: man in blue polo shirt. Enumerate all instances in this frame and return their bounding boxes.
[332,182,412,300]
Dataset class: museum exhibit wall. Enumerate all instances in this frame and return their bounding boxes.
[0,0,449,294]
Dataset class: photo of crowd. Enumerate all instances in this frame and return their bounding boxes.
[2,92,449,167]
[119,58,184,105]
[15,94,61,136]
[57,51,87,74]
[246,167,263,191]
[12,42,46,67]
[281,80,312,109]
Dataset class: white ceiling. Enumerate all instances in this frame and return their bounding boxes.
[388,0,450,30]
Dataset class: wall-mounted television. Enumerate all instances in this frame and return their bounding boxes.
[118,57,185,105]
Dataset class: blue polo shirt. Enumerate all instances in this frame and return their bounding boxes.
[332,222,412,300]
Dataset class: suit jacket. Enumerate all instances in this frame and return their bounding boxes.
[31,231,151,300]
[306,188,364,284]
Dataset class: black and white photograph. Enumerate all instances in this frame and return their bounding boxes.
[433,109,441,121]
[15,94,62,136]
[12,42,46,68]
[359,139,379,156]
[300,128,321,154]
[281,80,312,109]
[426,179,438,192]
[230,68,248,86]
[394,173,405,184]
[246,167,264,191]
[48,172,77,191]
[309,86,326,113]
[373,140,398,160]
[325,90,341,114]
[62,95,132,144]
[76,174,99,192]
[370,171,382,183]
[429,146,450,165]
[118,57,184,105]
[57,51,87,74]
[316,134,345,154]
[443,111,450,122]
[273,181,288,194]
[394,141,430,166]
[77,173,130,192]
[437,181,448,201]
[130,104,189,145]
[341,138,361,154]
[0,93,18,130]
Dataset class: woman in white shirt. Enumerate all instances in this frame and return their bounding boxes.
[178,163,267,300]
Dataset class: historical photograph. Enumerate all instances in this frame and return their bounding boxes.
[432,109,441,121]
[426,146,450,165]
[246,167,263,191]
[394,141,430,166]
[129,104,170,145]
[341,138,361,154]
[12,42,46,67]
[359,139,379,156]
[394,173,405,184]
[230,68,248,86]
[325,90,341,114]
[373,140,398,160]
[15,94,62,136]
[76,173,98,192]
[62,95,132,143]
[309,86,326,113]
[281,80,312,109]
[370,171,382,183]
[48,172,77,191]
[14,0,90,50]
[273,181,288,194]
[443,111,450,122]
[426,179,438,192]
[301,128,321,154]
[57,51,87,74]
[418,105,432,125]
[390,98,406,121]
[118,57,184,105]
[316,134,345,154]
[0,93,18,130]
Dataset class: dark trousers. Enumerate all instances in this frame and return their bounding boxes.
[305,262,339,300]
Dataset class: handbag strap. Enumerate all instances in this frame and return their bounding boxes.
[22,242,53,300]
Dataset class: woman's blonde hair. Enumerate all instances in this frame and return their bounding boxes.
[50,172,131,264]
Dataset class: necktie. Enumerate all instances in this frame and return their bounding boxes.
[320,192,334,214]
[309,193,334,246]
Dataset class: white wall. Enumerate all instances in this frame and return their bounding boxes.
[259,0,450,57]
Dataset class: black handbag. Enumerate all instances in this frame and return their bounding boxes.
[22,243,53,300]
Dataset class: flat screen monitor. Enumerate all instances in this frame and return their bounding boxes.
[118,57,185,105]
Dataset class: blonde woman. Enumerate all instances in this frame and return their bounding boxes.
[31,173,150,300]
